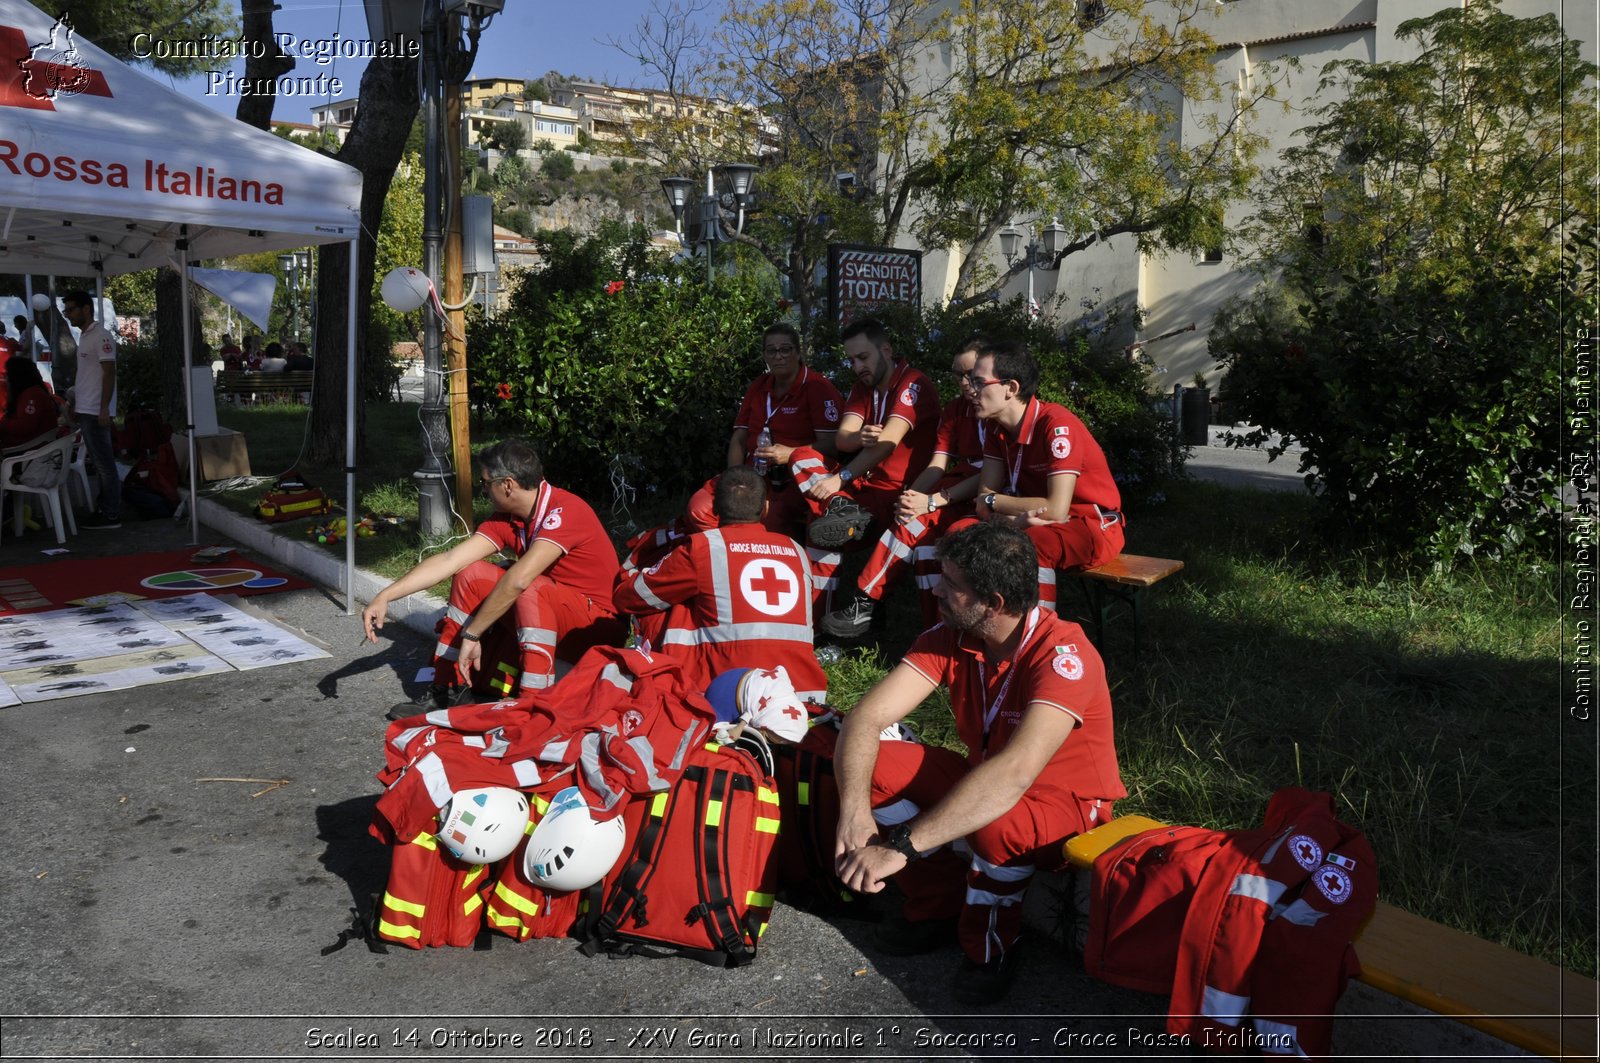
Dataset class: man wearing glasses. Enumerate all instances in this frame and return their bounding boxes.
[683,321,843,538]
[965,340,1124,609]
[362,439,623,717]
[820,335,992,638]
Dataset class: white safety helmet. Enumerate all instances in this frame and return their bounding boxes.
[435,786,530,864]
[522,786,627,892]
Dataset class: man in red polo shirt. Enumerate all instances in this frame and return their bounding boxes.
[796,317,941,550]
[362,439,624,717]
[684,321,843,538]
[614,465,827,704]
[820,335,991,637]
[966,340,1124,610]
[832,520,1125,1004]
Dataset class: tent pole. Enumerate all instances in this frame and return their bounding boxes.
[345,237,358,616]
[179,243,200,546]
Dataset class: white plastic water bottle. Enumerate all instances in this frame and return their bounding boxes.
[752,426,772,475]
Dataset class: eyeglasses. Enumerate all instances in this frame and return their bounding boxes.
[964,375,1006,391]
[477,475,503,492]
[763,345,797,356]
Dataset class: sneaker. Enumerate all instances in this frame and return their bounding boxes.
[871,914,956,957]
[79,511,122,530]
[808,496,873,548]
[819,592,876,639]
[386,684,474,722]
[951,948,1022,1006]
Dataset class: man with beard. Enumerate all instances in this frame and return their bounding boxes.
[830,521,1126,1004]
[795,317,940,551]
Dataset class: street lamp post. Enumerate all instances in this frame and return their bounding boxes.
[660,164,757,283]
[276,249,313,342]
[997,219,1068,318]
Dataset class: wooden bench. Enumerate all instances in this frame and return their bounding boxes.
[1061,816,1599,1061]
[1071,553,1184,660]
[215,370,314,405]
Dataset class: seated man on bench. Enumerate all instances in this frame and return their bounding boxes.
[832,520,1126,1004]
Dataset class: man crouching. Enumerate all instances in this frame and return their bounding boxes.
[832,520,1125,1004]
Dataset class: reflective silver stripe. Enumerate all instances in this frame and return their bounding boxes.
[913,545,938,560]
[965,886,1026,907]
[915,573,942,589]
[626,735,668,790]
[517,626,558,647]
[668,720,703,772]
[481,727,509,760]
[423,709,454,727]
[628,570,673,612]
[1230,873,1287,905]
[1201,984,1250,1025]
[598,662,634,694]
[1259,827,1294,864]
[1251,1019,1308,1057]
[434,643,459,661]
[704,529,735,626]
[860,535,914,595]
[579,732,623,811]
[872,798,920,826]
[661,621,817,646]
[462,735,486,748]
[969,854,1035,883]
[447,605,472,625]
[511,759,543,787]
[539,738,570,761]
[1274,898,1328,927]
[1037,566,1056,587]
[390,725,431,752]
[521,669,554,690]
[415,752,454,810]
[806,546,841,566]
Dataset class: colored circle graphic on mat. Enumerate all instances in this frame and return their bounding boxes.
[140,568,288,591]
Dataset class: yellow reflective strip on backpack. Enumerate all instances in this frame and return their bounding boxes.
[411,832,438,851]
[705,799,724,828]
[755,817,780,834]
[746,890,775,908]
[492,880,541,917]
[381,892,425,919]
[377,918,422,941]
[758,921,768,937]
[704,742,722,754]
[798,781,811,806]
[462,866,486,890]
[650,792,669,818]
[758,786,779,805]
[497,662,518,676]
[463,892,483,917]
[485,906,527,932]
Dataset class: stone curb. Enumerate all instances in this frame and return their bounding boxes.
[192,494,446,641]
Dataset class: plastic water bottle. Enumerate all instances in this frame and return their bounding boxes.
[752,426,772,475]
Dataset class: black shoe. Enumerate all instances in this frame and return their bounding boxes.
[79,511,122,530]
[871,914,956,957]
[386,684,473,722]
[808,495,873,548]
[951,948,1022,1006]
[819,592,875,639]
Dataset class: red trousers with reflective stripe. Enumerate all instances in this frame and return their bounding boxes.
[854,472,976,623]
[816,729,1111,965]
[435,560,624,691]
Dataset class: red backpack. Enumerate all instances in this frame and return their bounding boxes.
[580,742,781,967]
[374,833,492,950]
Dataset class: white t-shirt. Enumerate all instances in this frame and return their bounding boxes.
[73,319,118,417]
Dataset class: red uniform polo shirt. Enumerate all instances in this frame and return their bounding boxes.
[733,366,843,450]
[842,360,941,490]
[983,397,1121,514]
[903,609,1125,804]
[933,393,987,478]
[475,483,621,609]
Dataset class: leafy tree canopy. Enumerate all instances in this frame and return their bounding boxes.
[31,0,239,78]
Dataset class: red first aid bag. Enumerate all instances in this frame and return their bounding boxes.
[374,833,491,950]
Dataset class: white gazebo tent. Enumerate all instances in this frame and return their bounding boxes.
[0,0,365,609]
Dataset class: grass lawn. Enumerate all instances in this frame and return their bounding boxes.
[208,400,1589,976]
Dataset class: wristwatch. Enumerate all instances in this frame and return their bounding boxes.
[927,494,942,513]
[982,492,998,508]
[460,630,481,643]
[839,468,855,485]
[881,822,921,860]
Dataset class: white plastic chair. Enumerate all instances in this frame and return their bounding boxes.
[0,433,78,545]
[67,430,94,509]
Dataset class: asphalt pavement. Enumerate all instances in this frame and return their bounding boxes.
[0,475,1528,1061]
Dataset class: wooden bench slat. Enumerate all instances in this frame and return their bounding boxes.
[215,370,314,404]
[1082,554,1184,587]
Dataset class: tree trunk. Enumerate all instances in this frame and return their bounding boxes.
[309,54,421,464]
[235,0,294,131]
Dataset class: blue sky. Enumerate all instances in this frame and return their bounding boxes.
[165,0,720,121]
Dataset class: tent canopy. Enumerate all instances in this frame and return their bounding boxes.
[0,0,362,275]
